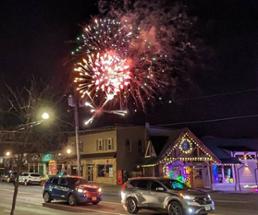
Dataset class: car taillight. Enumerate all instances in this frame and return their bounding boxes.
[121,182,127,191]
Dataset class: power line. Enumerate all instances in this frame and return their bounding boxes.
[172,88,258,103]
[157,113,258,126]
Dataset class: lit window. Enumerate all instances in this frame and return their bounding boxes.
[97,164,113,177]
[212,165,223,183]
[224,166,234,183]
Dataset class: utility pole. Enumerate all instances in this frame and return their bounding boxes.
[68,94,81,176]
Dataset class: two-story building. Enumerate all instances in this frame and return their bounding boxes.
[66,126,147,185]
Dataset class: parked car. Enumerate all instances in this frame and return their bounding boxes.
[19,172,41,186]
[1,171,17,183]
[42,176,102,206]
[121,177,215,215]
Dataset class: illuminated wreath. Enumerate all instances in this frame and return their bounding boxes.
[179,138,193,154]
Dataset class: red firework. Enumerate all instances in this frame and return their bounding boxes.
[93,51,131,95]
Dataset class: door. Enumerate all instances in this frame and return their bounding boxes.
[134,180,151,207]
[87,165,94,182]
[49,177,60,199]
[148,181,168,209]
[57,177,70,199]
[193,166,204,188]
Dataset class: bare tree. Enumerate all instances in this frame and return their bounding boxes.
[0,80,66,215]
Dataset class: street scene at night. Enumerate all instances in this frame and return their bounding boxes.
[1,0,258,215]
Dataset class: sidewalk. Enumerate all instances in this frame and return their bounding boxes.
[99,184,121,194]
[98,183,258,194]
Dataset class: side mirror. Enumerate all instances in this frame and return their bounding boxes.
[156,187,165,192]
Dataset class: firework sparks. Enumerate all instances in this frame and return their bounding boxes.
[74,50,131,97]
[73,17,167,110]
[83,99,128,126]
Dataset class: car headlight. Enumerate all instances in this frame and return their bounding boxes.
[98,188,102,193]
[208,194,211,199]
[182,194,195,200]
[77,188,84,193]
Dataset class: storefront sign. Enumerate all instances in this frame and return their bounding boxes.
[48,160,57,175]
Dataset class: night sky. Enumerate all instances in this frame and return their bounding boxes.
[1,0,258,138]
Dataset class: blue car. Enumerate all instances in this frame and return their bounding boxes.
[43,176,102,206]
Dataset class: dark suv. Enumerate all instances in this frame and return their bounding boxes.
[43,176,102,206]
[121,177,215,215]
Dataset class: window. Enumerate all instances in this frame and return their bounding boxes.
[246,154,256,160]
[96,139,103,151]
[235,153,256,160]
[96,138,114,151]
[51,177,59,185]
[30,174,40,177]
[126,139,132,152]
[212,165,234,184]
[235,154,245,160]
[138,140,143,153]
[107,138,113,150]
[150,181,164,191]
[136,180,149,190]
[97,164,113,177]
[212,165,223,183]
[224,166,234,183]
[59,178,68,186]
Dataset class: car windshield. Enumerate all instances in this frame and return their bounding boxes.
[31,174,40,177]
[159,179,188,191]
[68,178,88,186]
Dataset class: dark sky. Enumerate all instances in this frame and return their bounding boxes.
[1,0,258,137]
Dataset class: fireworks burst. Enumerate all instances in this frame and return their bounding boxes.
[73,18,167,110]
[74,50,131,98]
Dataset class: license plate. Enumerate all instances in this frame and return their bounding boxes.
[92,197,97,201]
[204,205,210,211]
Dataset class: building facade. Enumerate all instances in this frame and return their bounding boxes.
[66,126,147,185]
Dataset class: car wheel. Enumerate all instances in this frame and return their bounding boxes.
[43,192,52,203]
[168,201,183,215]
[126,197,138,214]
[68,194,77,206]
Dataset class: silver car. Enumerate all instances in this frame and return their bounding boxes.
[121,177,215,215]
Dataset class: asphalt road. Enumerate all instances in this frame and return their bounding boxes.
[0,182,258,215]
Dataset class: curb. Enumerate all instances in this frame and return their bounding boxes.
[42,202,127,215]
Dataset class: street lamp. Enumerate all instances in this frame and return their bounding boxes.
[5,151,11,157]
[41,112,50,120]
[66,148,72,155]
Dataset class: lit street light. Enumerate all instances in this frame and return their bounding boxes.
[66,148,72,154]
[41,112,50,120]
[5,151,11,157]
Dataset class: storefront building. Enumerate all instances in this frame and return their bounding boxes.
[67,126,147,185]
[142,129,258,192]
